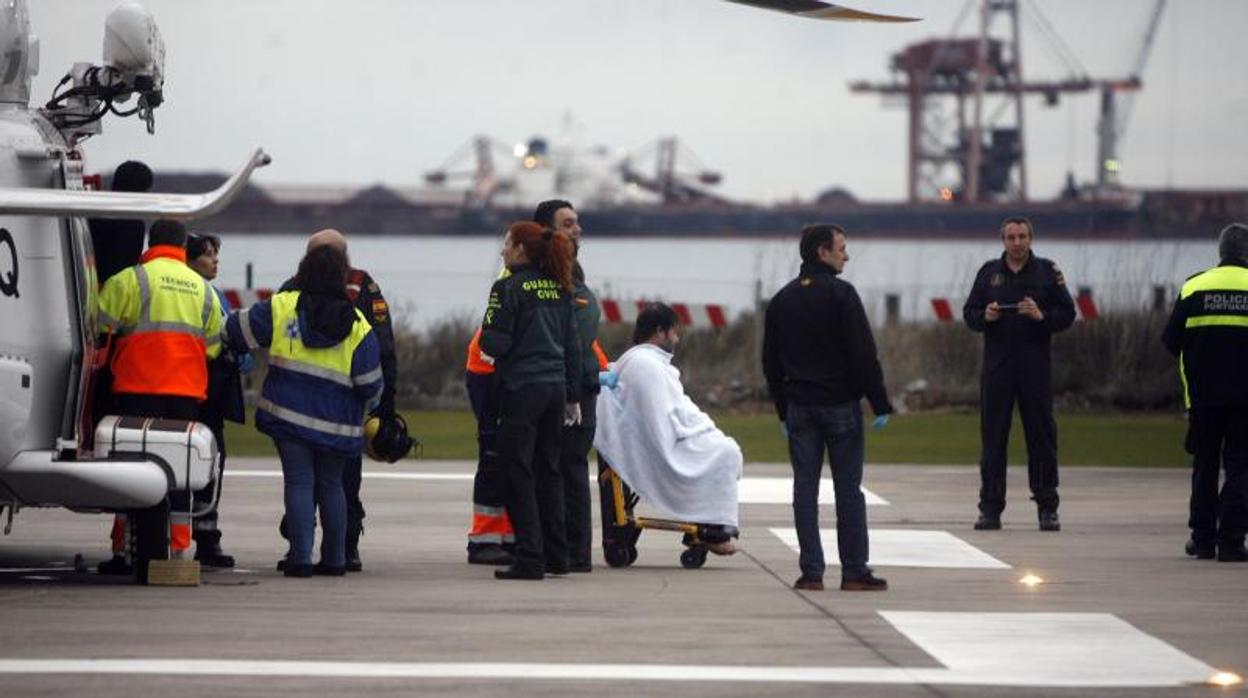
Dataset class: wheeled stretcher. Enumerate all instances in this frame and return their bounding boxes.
[597,456,739,569]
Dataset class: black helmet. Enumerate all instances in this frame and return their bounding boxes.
[364,413,417,463]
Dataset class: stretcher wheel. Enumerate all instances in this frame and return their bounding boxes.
[680,547,708,569]
[604,544,634,568]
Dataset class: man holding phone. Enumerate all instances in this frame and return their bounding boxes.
[963,217,1076,532]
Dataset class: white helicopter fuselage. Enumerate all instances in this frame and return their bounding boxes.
[0,94,206,516]
[0,2,265,543]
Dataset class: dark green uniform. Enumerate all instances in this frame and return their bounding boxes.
[480,263,581,575]
[561,265,601,570]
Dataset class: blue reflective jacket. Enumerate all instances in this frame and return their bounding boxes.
[225,291,383,455]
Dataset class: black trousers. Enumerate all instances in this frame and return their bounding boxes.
[192,414,226,547]
[498,382,567,570]
[1188,407,1248,547]
[467,371,507,529]
[344,455,365,545]
[560,395,597,567]
[978,359,1060,516]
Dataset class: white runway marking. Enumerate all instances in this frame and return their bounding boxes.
[738,477,888,505]
[226,473,888,506]
[881,612,1216,687]
[0,628,1217,689]
[228,470,472,481]
[770,528,1010,569]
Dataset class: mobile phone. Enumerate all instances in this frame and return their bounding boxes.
[996,303,1020,310]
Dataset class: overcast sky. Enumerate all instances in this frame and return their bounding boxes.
[27,0,1248,203]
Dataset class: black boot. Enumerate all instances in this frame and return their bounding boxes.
[345,522,363,572]
[468,544,515,566]
[97,554,133,575]
[974,514,1001,530]
[194,535,235,568]
[494,563,544,580]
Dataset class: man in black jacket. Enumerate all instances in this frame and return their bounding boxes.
[1162,222,1248,562]
[963,217,1075,532]
[89,160,153,284]
[763,224,893,592]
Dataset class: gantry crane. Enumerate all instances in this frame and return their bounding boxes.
[850,0,1166,204]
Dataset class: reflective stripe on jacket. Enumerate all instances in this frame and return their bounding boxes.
[224,290,383,455]
[98,245,223,399]
[1162,262,1248,409]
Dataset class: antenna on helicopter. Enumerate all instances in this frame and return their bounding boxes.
[41,2,165,141]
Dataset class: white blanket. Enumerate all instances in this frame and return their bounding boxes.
[594,344,742,528]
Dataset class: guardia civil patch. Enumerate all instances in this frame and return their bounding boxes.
[990,272,1004,288]
[1053,266,1066,285]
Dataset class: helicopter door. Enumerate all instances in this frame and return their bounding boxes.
[56,156,102,457]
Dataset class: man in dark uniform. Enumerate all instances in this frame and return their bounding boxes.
[534,199,600,573]
[963,216,1075,532]
[1162,222,1248,563]
[89,160,153,284]
[764,224,893,592]
[279,228,397,572]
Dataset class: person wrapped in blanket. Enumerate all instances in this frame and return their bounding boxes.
[593,303,742,554]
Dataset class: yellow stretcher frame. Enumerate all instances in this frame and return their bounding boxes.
[598,461,734,569]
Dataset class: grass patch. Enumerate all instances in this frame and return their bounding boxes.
[226,409,1189,468]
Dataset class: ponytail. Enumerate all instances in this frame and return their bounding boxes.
[507,221,576,293]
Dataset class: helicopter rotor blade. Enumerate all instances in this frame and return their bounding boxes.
[0,148,271,221]
[722,0,921,22]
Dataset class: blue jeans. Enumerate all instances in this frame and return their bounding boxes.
[786,402,869,581]
[275,439,348,567]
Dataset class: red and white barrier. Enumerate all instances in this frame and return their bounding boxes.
[931,290,1101,322]
[1074,288,1100,321]
[600,299,728,329]
[930,298,955,323]
[222,288,273,310]
[224,290,729,329]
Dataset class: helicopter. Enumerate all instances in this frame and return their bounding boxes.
[0,0,266,583]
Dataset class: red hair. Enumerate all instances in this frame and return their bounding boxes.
[508,221,575,292]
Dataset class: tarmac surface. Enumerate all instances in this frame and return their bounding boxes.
[1,459,1245,697]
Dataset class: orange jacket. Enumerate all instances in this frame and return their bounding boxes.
[465,327,495,375]
[98,246,222,399]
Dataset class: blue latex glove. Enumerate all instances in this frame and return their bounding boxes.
[872,414,890,430]
[238,352,255,375]
[779,421,789,438]
[598,369,620,389]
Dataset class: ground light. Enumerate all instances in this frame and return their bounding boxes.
[1208,671,1242,688]
[1018,573,1044,587]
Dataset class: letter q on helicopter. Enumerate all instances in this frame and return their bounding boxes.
[0,0,267,582]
